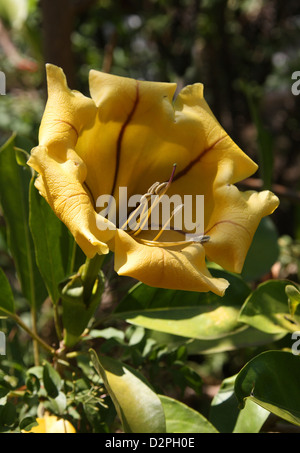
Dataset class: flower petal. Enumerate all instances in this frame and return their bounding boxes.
[27,65,116,257]
[24,415,76,433]
[77,71,260,253]
[29,145,116,257]
[39,64,97,152]
[203,186,279,272]
[110,229,229,296]
[75,70,178,205]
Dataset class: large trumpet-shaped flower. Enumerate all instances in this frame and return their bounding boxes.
[28,65,279,296]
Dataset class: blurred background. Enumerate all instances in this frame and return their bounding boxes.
[0,1,300,431]
[0,0,299,241]
[0,0,299,277]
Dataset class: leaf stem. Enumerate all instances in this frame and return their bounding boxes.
[30,308,40,366]
[53,300,63,342]
[6,311,56,355]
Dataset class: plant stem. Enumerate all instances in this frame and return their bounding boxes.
[53,300,63,342]
[81,254,105,303]
[30,308,40,366]
[10,312,56,355]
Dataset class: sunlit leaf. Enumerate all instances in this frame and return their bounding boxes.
[285,285,300,318]
[114,269,250,340]
[210,375,269,433]
[160,395,218,433]
[90,349,166,433]
[239,280,300,334]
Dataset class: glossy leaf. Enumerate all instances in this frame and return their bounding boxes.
[285,285,300,318]
[159,395,218,433]
[235,351,300,426]
[147,326,283,357]
[90,349,166,433]
[187,327,284,355]
[210,375,239,433]
[233,399,269,433]
[114,269,250,340]
[239,280,300,334]
[0,135,46,308]
[210,375,269,433]
[0,268,15,315]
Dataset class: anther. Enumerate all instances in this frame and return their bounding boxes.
[133,163,177,236]
[148,182,160,194]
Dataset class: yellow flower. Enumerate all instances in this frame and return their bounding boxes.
[27,65,278,296]
[23,414,76,433]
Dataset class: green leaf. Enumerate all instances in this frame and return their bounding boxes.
[233,399,269,433]
[29,178,73,304]
[242,217,279,281]
[19,417,39,432]
[46,392,67,416]
[210,375,269,433]
[241,82,273,190]
[239,280,300,334]
[90,349,166,433]
[60,272,105,348]
[159,395,218,433]
[235,351,300,426]
[43,361,62,399]
[210,375,239,433]
[0,135,46,308]
[187,327,284,355]
[172,364,202,395]
[146,326,284,357]
[285,285,300,318]
[114,269,250,340]
[0,401,17,429]
[0,268,15,315]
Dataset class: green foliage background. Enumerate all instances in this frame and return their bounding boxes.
[0,0,300,434]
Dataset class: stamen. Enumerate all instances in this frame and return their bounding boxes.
[120,194,148,231]
[148,181,160,194]
[152,204,184,242]
[133,163,177,236]
[154,182,168,194]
